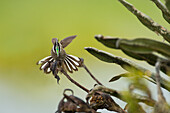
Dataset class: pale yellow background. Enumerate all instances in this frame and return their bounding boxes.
[0,0,169,113]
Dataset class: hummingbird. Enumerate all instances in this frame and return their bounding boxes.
[37,35,83,83]
[37,35,103,89]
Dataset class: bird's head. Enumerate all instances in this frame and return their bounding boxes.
[51,35,77,57]
[52,38,61,57]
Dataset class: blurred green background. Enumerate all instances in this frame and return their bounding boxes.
[0,0,169,113]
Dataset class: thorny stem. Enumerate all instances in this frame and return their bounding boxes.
[61,69,89,93]
[82,64,103,85]
[155,59,166,102]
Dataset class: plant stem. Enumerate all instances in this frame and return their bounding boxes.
[61,69,89,93]
[83,64,103,85]
[118,0,170,43]
[151,0,170,23]
[155,60,166,102]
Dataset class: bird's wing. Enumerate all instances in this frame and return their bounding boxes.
[60,35,77,48]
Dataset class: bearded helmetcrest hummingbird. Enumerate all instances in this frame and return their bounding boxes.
[37,35,103,87]
[37,35,84,82]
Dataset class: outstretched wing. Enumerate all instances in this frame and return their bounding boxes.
[64,54,82,73]
[37,56,54,74]
[60,35,77,48]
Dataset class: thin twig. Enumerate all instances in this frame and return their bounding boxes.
[155,59,166,102]
[151,0,170,23]
[153,60,170,113]
[82,64,103,85]
[118,0,170,43]
[61,69,89,93]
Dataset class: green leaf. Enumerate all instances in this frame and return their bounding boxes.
[84,47,116,63]
[84,47,143,73]
[119,38,170,58]
[85,47,170,92]
[122,50,170,76]
[95,36,170,76]
[109,73,131,82]
[119,38,170,76]
[95,35,119,49]
[95,36,170,58]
